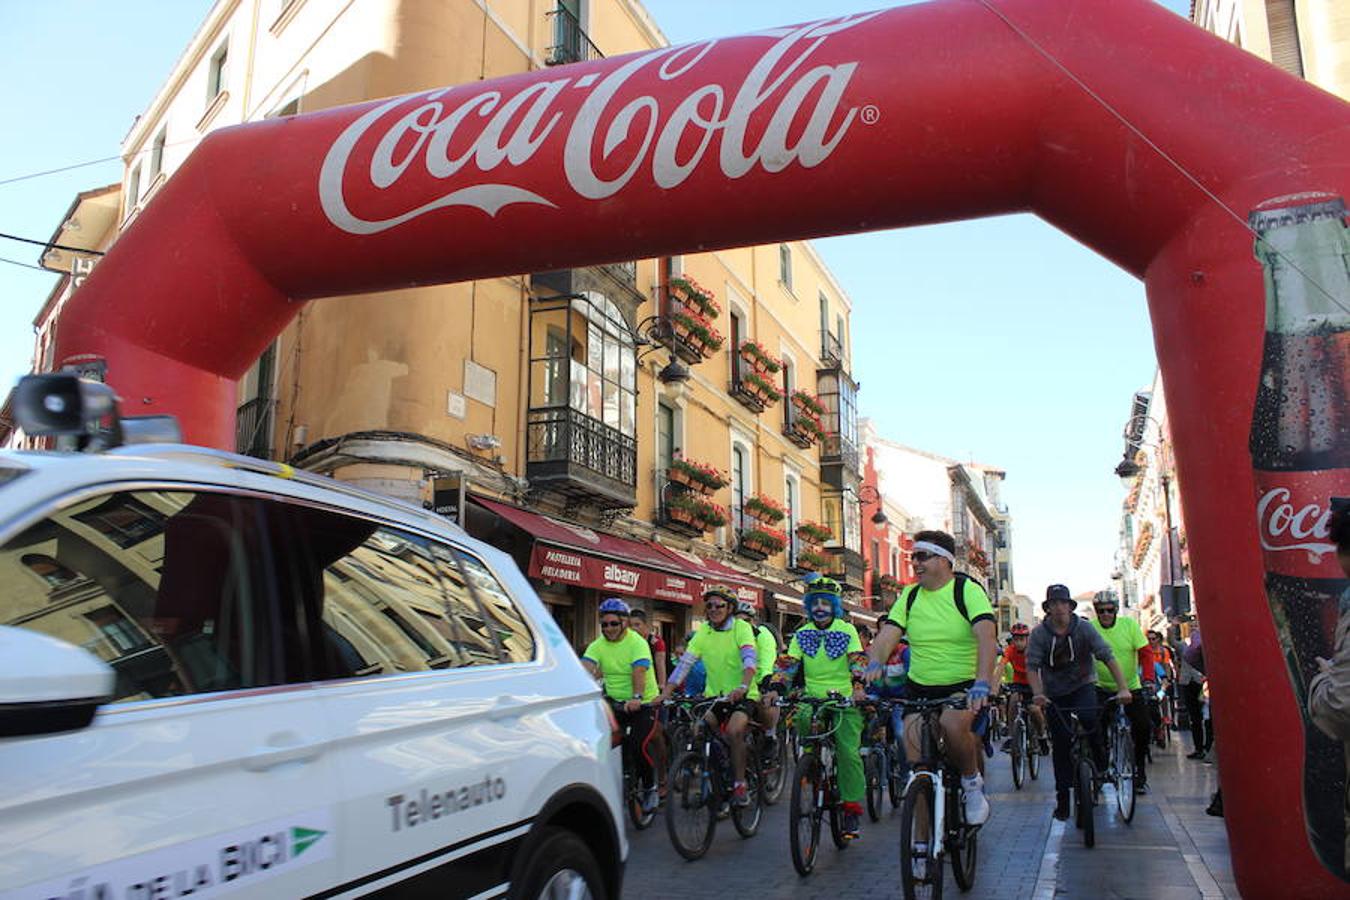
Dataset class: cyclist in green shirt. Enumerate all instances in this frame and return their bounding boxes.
[771,577,869,839]
[1088,597,1154,794]
[865,530,1000,826]
[581,597,660,812]
[659,585,760,807]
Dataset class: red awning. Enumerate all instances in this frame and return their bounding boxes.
[472,497,701,604]
[647,545,776,609]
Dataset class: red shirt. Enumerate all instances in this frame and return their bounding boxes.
[1002,642,1029,684]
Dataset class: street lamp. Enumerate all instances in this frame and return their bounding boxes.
[855,483,888,525]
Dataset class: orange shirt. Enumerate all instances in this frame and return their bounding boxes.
[1001,642,1029,684]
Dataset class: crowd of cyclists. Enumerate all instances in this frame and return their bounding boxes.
[579,527,1200,891]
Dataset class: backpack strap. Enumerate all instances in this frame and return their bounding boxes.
[906,576,975,622]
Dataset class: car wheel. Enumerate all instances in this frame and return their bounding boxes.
[510,827,607,900]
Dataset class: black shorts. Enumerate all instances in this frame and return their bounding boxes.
[905,680,975,701]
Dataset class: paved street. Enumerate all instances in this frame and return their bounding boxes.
[624,736,1235,898]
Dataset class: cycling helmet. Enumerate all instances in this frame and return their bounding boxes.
[1011,622,1030,636]
[703,584,737,604]
[735,599,757,617]
[597,597,631,616]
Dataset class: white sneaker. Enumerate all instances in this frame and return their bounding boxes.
[962,775,990,825]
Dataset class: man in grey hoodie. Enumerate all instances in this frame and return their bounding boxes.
[1027,584,1133,821]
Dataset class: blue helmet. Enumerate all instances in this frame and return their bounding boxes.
[803,577,844,619]
[598,597,631,616]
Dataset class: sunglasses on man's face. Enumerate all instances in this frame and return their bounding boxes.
[705,602,728,610]
[911,551,937,562]
[600,619,624,629]
[1095,606,1118,615]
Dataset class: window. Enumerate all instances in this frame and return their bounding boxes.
[1265,0,1304,78]
[2,490,286,704]
[890,547,900,577]
[657,401,676,472]
[871,539,880,576]
[779,243,792,290]
[836,313,847,360]
[732,444,747,526]
[207,41,229,102]
[125,164,141,217]
[21,553,81,589]
[150,127,166,182]
[729,309,744,379]
[781,359,795,428]
[785,474,799,560]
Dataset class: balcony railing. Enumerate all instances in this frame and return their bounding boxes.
[820,433,860,475]
[527,407,636,508]
[729,357,770,414]
[235,396,274,459]
[782,402,819,448]
[820,330,844,367]
[546,6,604,66]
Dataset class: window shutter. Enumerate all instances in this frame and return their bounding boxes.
[1265,0,1304,78]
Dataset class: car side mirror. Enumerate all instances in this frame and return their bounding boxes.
[0,626,114,738]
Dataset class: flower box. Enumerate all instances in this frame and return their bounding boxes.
[667,493,729,531]
[796,521,833,545]
[741,370,783,405]
[790,390,827,418]
[740,525,787,556]
[744,494,786,524]
[797,549,831,571]
[738,340,782,374]
[669,455,728,494]
[669,276,721,319]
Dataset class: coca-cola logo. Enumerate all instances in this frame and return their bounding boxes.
[1257,487,1336,559]
[318,14,881,235]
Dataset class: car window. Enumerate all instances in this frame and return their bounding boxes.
[0,489,286,703]
[453,550,537,664]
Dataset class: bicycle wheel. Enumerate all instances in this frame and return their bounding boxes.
[666,749,716,860]
[865,750,884,822]
[732,746,764,838]
[888,743,907,809]
[762,730,788,806]
[1115,726,1136,823]
[828,770,850,849]
[1028,721,1042,780]
[1076,758,1096,848]
[626,769,657,830]
[900,777,942,900]
[789,753,823,876]
[1009,718,1025,791]
[950,825,978,892]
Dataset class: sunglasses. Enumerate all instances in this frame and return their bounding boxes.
[600,619,624,628]
[911,551,937,562]
[1095,606,1118,614]
[705,601,728,610]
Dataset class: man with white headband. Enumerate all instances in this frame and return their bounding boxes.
[865,529,999,828]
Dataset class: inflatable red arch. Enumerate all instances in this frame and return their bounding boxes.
[53,0,1350,893]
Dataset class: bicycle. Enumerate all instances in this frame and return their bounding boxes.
[1047,703,1101,849]
[757,695,790,806]
[1003,686,1042,790]
[665,697,764,860]
[860,698,903,821]
[1102,698,1137,823]
[609,699,660,830]
[784,694,855,876]
[897,695,981,899]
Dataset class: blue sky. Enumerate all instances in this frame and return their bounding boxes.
[0,0,1193,603]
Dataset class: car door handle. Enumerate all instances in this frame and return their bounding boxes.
[243,732,323,772]
[487,695,526,721]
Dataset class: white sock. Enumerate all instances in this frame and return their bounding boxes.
[962,773,983,791]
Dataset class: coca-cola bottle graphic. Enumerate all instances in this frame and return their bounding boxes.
[1249,193,1350,880]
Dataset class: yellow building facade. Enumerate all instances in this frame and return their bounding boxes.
[43,0,867,652]
[1192,0,1350,98]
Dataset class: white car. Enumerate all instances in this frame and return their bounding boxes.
[0,376,626,900]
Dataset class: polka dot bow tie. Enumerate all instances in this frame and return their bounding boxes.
[797,629,851,659]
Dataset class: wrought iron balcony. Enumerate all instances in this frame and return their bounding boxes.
[546,6,604,66]
[820,330,844,367]
[235,396,274,459]
[527,407,636,509]
[729,360,771,415]
[782,402,820,449]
